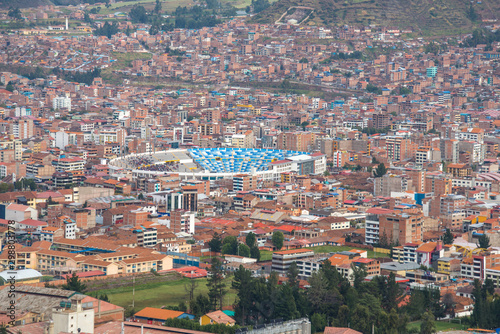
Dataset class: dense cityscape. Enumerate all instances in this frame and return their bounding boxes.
[0,1,500,334]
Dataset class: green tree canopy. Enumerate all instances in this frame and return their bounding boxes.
[221,235,238,255]
[420,310,436,334]
[272,231,284,250]
[442,229,454,245]
[129,5,149,23]
[477,233,491,249]
[207,257,226,310]
[245,232,256,248]
[373,163,387,178]
[62,272,87,293]
[208,232,222,253]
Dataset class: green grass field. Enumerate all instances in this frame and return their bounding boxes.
[259,245,390,262]
[109,51,152,69]
[95,276,237,311]
[88,0,195,15]
[407,320,466,332]
[88,0,277,15]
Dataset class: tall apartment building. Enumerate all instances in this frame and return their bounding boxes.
[233,174,258,191]
[425,173,452,197]
[440,139,459,163]
[319,138,339,158]
[372,113,390,129]
[53,96,72,111]
[386,137,415,161]
[170,209,195,234]
[374,173,414,197]
[0,138,22,161]
[231,130,254,148]
[181,185,198,212]
[10,118,34,139]
[379,212,423,245]
[277,132,313,152]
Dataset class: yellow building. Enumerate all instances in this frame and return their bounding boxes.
[437,257,460,275]
[200,311,236,326]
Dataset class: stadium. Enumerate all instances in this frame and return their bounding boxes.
[109,148,326,181]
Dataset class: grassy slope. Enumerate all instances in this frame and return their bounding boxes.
[251,0,498,36]
[407,320,466,332]
[94,277,237,311]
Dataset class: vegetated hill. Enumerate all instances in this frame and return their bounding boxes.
[0,0,81,8]
[251,0,500,35]
[0,0,51,8]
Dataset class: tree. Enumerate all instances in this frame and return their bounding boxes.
[8,7,22,20]
[207,257,226,310]
[477,233,491,249]
[442,229,454,245]
[399,86,412,95]
[62,272,87,293]
[300,121,309,131]
[94,21,119,38]
[424,42,440,55]
[250,245,260,261]
[251,0,270,13]
[221,235,238,255]
[420,310,436,334]
[286,261,299,289]
[189,294,211,317]
[97,293,110,302]
[208,232,222,253]
[272,231,284,250]
[184,277,198,301]
[281,79,292,93]
[232,265,254,325]
[350,263,367,290]
[154,0,162,14]
[5,81,14,92]
[310,313,326,333]
[467,4,478,22]
[373,163,387,178]
[299,57,309,63]
[245,232,256,248]
[441,293,455,318]
[129,5,149,23]
[238,244,250,257]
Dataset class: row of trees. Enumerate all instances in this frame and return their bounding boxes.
[461,28,500,48]
[230,259,441,333]
[94,22,119,38]
[208,231,285,259]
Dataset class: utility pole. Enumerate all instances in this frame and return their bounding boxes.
[132,276,135,308]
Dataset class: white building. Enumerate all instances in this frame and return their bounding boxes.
[53,96,72,112]
[52,296,95,334]
[64,219,76,239]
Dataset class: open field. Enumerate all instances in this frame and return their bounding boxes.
[109,51,152,69]
[94,276,237,311]
[259,245,390,262]
[87,0,195,15]
[86,0,271,14]
[407,320,466,332]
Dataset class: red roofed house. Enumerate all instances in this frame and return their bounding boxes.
[17,219,48,232]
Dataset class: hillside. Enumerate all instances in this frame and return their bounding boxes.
[251,0,500,35]
[0,0,81,8]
